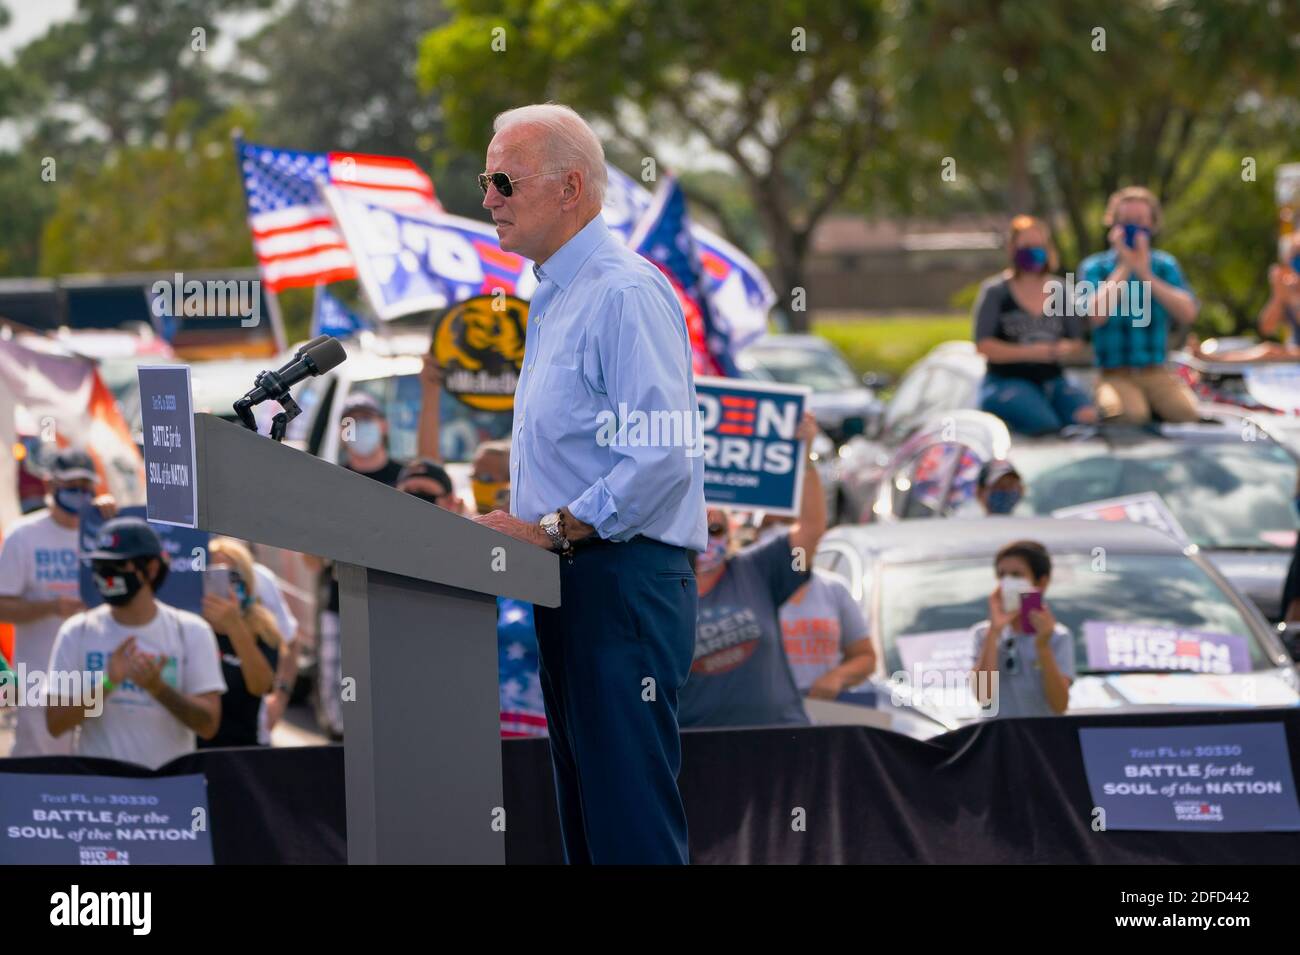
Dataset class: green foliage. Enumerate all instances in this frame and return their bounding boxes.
[39,106,256,275]
[814,313,969,378]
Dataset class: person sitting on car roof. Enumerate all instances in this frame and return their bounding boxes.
[974,214,1097,436]
[970,540,1075,718]
[1078,186,1201,425]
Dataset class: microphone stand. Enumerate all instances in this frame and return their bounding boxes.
[234,367,303,443]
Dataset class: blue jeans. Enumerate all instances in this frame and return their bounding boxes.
[979,373,1092,436]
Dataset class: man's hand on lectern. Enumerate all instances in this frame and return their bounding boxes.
[473,510,551,549]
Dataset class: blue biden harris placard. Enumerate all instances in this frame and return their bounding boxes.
[1078,722,1300,832]
[694,377,809,515]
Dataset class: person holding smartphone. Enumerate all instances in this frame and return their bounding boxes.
[1078,186,1200,424]
[198,538,283,749]
[970,540,1074,718]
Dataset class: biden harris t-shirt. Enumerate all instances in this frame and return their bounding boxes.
[678,531,810,729]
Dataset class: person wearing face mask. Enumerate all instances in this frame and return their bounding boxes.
[0,450,118,757]
[46,517,226,769]
[970,540,1074,718]
[975,460,1025,517]
[470,440,512,516]
[678,412,826,728]
[974,215,1096,435]
[310,392,409,739]
[198,538,284,749]
[1079,186,1200,425]
[396,458,465,513]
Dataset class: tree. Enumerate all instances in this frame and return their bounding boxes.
[419,0,889,330]
[241,0,485,218]
[14,0,272,148]
[39,105,256,275]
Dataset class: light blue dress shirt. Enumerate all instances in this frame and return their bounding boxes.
[510,214,707,552]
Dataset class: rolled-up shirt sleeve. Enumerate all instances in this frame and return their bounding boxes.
[567,283,696,540]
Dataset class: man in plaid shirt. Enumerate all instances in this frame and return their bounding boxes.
[1078,186,1201,424]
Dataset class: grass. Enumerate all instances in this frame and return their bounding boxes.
[811,312,970,379]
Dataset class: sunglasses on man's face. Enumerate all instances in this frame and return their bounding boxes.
[477,170,560,197]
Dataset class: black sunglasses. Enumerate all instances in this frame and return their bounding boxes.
[707,523,727,537]
[477,170,560,197]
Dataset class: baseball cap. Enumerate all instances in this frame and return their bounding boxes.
[85,517,163,561]
[978,459,1020,489]
[397,458,453,494]
[340,392,385,419]
[49,449,97,483]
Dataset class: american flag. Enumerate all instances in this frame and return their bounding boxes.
[237,139,441,293]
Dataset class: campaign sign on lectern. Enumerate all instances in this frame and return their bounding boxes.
[138,366,198,528]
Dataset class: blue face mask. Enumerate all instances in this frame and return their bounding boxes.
[1013,246,1048,273]
[350,420,383,457]
[986,490,1021,515]
[232,575,254,613]
[54,487,93,515]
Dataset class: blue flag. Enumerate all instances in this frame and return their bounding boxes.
[630,175,738,376]
[311,286,368,338]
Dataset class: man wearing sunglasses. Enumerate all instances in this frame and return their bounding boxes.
[471,103,706,865]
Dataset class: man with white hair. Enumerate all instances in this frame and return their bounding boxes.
[473,103,707,864]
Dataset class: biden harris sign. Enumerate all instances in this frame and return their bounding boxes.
[694,377,809,515]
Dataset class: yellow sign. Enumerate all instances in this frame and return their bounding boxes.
[432,294,527,412]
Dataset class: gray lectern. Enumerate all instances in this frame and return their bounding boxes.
[190,413,560,864]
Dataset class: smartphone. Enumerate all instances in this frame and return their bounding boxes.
[1122,223,1148,249]
[203,567,233,599]
[1018,590,1043,634]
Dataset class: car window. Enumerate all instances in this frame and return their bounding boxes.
[346,374,513,464]
[882,368,934,438]
[738,347,858,392]
[1015,440,1299,550]
[878,554,1272,675]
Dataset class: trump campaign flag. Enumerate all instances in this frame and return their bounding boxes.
[237,139,442,293]
[324,185,538,320]
[606,164,774,373]
[629,175,729,376]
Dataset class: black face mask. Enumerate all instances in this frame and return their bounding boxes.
[93,562,146,607]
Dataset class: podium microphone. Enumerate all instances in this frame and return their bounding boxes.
[234,336,348,441]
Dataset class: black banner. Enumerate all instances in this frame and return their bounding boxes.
[3,707,1299,865]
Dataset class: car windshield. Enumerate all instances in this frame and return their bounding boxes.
[348,373,512,464]
[1011,440,1299,550]
[738,346,858,392]
[878,554,1275,676]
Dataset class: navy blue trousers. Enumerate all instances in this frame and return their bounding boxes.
[532,536,697,864]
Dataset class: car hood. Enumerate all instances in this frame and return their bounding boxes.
[871,668,1300,739]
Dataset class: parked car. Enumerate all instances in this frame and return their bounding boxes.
[737,334,884,444]
[809,517,1300,739]
[1007,422,1300,621]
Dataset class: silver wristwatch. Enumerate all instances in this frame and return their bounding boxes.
[539,511,570,553]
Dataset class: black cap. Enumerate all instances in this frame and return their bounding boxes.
[86,517,163,561]
[49,449,97,483]
[397,458,452,493]
[978,459,1020,489]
